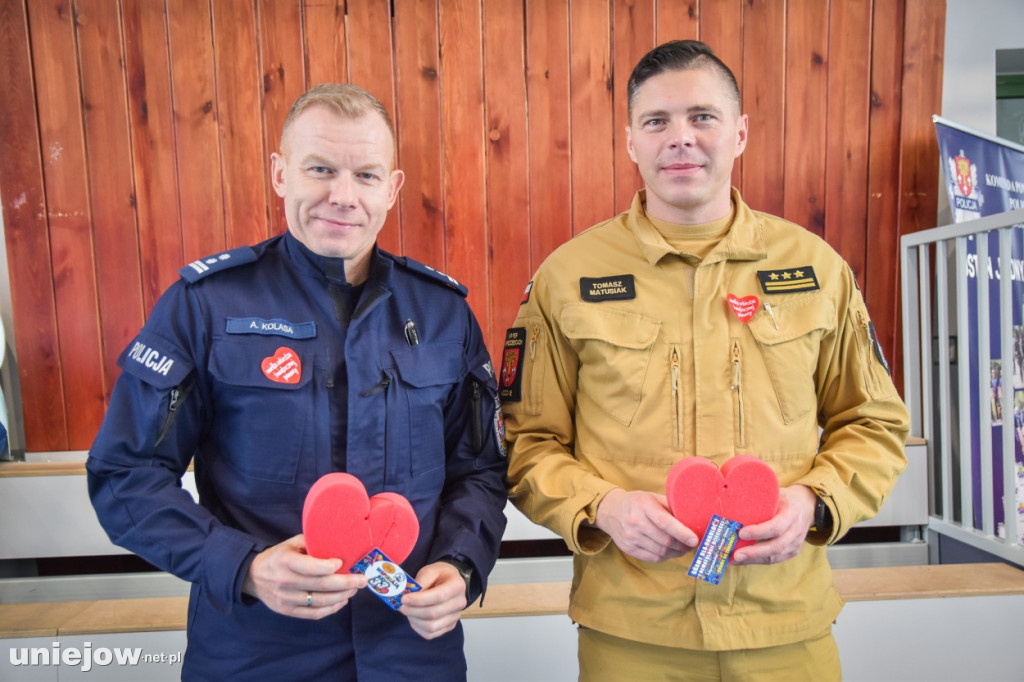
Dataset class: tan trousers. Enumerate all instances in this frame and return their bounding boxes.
[578,624,841,682]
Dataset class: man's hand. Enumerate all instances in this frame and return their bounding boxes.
[593,488,698,563]
[242,534,366,619]
[731,484,817,565]
[399,561,467,640]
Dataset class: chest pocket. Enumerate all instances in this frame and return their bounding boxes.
[389,343,463,478]
[561,304,660,426]
[208,339,316,485]
[748,297,835,424]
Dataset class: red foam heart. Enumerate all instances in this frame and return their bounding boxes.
[727,294,759,323]
[666,455,779,550]
[302,473,420,570]
[262,347,302,384]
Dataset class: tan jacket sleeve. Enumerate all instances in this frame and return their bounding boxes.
[795,264,910,544]
[502,270,618,554]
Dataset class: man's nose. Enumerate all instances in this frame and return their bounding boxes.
[667,121,695,148]
[329,175,357,206]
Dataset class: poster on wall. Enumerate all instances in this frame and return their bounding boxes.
[933,115,1024,541]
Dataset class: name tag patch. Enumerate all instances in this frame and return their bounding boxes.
[580,275,636,302]
[226,317,316,339]
[499,327,527,402]
[757,266,819,294]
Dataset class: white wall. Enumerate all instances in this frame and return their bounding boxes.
[942,0,1024,134]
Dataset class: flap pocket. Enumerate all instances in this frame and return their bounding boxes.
[560,304,660,426]
[561,305,660,349]
[748,297,835,346]
[390,343,464,387]
[747,296,833,424]
[209,339,312,391]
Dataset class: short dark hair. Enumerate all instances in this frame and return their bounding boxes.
[627,40,741,119]
[281,83,396,153]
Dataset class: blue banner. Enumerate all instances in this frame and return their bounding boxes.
[934,116,1024,540]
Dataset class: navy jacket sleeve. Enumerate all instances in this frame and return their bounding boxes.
[86,282,269,613]
[429,304,508,602]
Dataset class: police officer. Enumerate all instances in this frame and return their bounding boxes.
[502,41,909,680]
[87,84,508,681]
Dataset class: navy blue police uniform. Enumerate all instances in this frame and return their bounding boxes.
[87,231,508,681]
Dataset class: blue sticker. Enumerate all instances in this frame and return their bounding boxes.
[688,514,743,585]
[225,318,316,339]
[350,548,421,610]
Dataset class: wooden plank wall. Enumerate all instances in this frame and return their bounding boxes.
[0,0,945,452]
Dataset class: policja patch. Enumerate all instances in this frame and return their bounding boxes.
[579,275,636,302]
[756,267,820,294]
[499,327,527,402]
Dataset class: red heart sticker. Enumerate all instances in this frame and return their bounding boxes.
[666,455,779,550]
[262,347,302,384]
[302,473,420,570]
[727,294,759,323]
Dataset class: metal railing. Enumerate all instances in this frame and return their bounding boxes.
[901,207,1024,566]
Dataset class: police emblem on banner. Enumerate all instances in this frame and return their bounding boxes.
[946,150,981,221]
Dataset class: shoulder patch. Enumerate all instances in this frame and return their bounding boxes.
[499,327,527,402]
[756,266,820,295]
[394,256,468,297]
[179,246,258,283]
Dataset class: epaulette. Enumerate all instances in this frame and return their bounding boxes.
[179,246,259,283]
[391,255,468,297]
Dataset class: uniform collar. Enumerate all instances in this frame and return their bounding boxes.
[282,231,391,288]
[628,188,768,266]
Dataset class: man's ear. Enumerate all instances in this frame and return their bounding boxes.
[626,124,638,164]
[270,152,287,198]
[387,169,406,209]
[734,114,749,158]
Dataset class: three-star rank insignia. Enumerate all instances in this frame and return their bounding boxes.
[756,266,820,295]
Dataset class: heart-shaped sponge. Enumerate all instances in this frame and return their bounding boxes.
[302,473,419,570]
[666,455,780,550]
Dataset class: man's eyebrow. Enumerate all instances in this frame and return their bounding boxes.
[635,104,725,120]
[299,154,333,166]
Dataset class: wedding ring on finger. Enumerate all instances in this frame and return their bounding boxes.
[306,591,313,608]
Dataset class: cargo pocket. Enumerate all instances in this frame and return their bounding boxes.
[560,304,660,426]
[390,343,463,477]
[748,297,834,424]
[208,339,315,487]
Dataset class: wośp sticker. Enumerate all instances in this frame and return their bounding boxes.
[350,547,421,610]
[687,514,743,585]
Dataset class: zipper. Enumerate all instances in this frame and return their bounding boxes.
[471,381,483,451]
[671,346,681,450]
[731,340,745,448]
[360,372,391,397]
[856,309,882,393]
[155,384,191,448]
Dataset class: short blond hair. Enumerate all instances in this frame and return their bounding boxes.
[280,83,396,151]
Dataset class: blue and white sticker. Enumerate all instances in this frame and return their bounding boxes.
[350,548,421,610]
